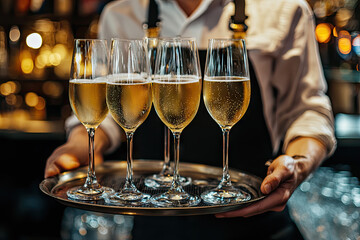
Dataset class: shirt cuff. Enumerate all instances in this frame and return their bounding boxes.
[283,111,337,157]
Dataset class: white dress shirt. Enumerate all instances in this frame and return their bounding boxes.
[67,0,336,156]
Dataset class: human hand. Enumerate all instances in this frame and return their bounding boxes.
[44,142,105,178]
[215,155,305,218]
[215,137,327,218]
[44,125,109,178]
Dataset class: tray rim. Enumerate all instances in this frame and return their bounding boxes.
[40,160,266,216]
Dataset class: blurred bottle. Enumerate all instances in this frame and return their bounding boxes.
[54,0,73,16]
[15,0,30,15]
[0,0,13,14]
[0,26,8,77]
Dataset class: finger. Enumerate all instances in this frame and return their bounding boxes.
[216,186,290,218]
[44,164,61,178]
[242,204,287,218]
[53,154,81,172]
[266,155,295,175]
[261,156,295,194]
[94,153,104,165]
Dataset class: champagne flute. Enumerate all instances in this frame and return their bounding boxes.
[143,37,191,189]
[201,39,251,204]
[150,38,201,207]
[104,39,152,206]
[67,39,114,201]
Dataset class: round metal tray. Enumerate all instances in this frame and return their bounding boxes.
[39,160,266,216]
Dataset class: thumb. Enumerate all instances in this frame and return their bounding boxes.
[261,156,295,194]
[94,153,104,165]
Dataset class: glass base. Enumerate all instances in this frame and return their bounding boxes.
[67,186,114,201]
[201,186,251,205]
[150,191,200,207]
[104,192,150,206]
[144,174,192,188]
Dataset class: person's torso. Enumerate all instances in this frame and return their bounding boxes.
[135,50,273,178]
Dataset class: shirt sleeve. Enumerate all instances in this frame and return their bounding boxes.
[63,3,129,155]
[98,0,145,41]
[98,2,124,41]
[271,1,336,156]
[65,113,122,154]
[65,1,141,153]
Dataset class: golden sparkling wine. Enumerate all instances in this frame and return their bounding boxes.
[152,77,201,133]
[203,76,250,129]
[106,79,152,133]
[69,79,108,129]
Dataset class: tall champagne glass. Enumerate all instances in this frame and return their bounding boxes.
[150,38,201,207]
[104,39,152,206]
[144,37,191,188]
[201,39,251,204]
[67,39,114,201]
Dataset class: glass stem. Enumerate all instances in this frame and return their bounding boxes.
[160,126,171,176]
[84,128,99,189]
[124,131,136,190]
[220,128,232,188]
[170,132,181,191]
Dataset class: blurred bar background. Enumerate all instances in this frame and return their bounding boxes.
[0,0,359,239]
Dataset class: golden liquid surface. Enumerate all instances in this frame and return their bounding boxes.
[203,77,250,129]
[106,80,152,132]
[152,77,201,133]
[69,80,108,129]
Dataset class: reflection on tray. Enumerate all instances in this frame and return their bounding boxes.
[40,160,265,216]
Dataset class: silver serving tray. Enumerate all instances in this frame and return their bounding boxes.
[39,160,266,216]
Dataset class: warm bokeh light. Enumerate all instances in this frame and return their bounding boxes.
[14,95,23,108]
[34,44,69,68]
[30,0,44,12]
[0,82,19,97]
[5,94,17,106]
[35,96,46,110]
[54,55,71,79]
[35,19,54,33]
[42,81,64,98]
[7,81,17,93]
[339,30,351,37]
[333,27,338,37]
[338,31,352,55]
[9,26,21,42]
[79,227,87,236]
[55,29,69,44]
[11,81,21,94]
[26,33,42,49]
[21,58,34,74]
[338,38,352,54]
[25,92,39,107]
[335,8,353,28]
[1,82,12,96]
[315,23,332,43]
[39,46,52,67]
[49,53,61,66]
[35,55,45,69]
[313,1,327,18]
[53,44,68,59]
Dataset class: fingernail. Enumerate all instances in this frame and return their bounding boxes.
[264,184,271,194]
